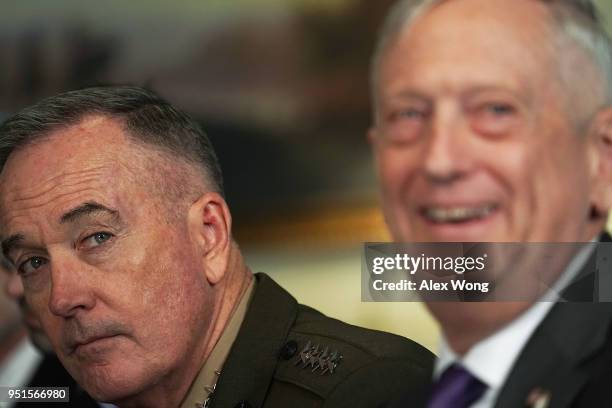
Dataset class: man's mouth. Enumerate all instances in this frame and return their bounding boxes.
[69,334,121,355]
[421,204,498,224]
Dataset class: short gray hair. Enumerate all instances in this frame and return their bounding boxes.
[371,0,612,124]
[0,86,224,196]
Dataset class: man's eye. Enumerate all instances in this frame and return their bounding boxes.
[484,103,515,116]
[82,232,114,249]
[395,109,427,120]
[471,102,518,136]
[18,257,48,276]
[380,107,430,145]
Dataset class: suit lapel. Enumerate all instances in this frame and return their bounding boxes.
[495,233,612,408]
[495,302,612,407]
[210,273,298,408]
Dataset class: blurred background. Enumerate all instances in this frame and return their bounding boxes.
[1,0,612,352]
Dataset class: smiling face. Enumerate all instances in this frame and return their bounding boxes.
[0,116,214,403]
[371,0,599,243]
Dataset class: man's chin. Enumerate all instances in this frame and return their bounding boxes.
[66,352,158,405]
[72,362,146,403]
[82,380,140,405]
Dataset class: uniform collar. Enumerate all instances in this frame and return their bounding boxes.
[180,278,255,408]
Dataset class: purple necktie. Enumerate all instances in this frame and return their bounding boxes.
[426,363,487,408]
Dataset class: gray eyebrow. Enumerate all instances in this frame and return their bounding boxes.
[1,234,24,260]
[0,202,121,262]
[59,201,120,225]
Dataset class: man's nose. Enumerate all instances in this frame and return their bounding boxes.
[48,257,96,318]
[422,110,474,184]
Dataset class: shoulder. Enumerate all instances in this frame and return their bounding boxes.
[246,273,434,408]
[268,303,434,408]
[294,303,433,366]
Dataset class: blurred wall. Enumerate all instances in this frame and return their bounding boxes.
[244,246,441,351]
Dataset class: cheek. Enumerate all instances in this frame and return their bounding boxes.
[480,140,539,207]
[376,148,416,201]
[120,232,209,347]
[25,286,51,324]
[540,152,590,211]
[506,133,591,238]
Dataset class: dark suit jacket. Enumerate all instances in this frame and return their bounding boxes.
[208,273,434,408]
[389,232,612,408]
[16,354,99,408]
[495,232,612,408]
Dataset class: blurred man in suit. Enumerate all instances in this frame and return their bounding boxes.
[369,0,612,406]
[0,86,432,408]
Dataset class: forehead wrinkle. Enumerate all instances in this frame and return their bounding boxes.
[380,3,554,114]
[1,186,112,239]
[7,187,109,218]
[3,166,108,203]
[0,216,49,257]
[59,202,122,226]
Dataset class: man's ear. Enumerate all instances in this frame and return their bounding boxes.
[588,107,612,217]
[187,192,232,285]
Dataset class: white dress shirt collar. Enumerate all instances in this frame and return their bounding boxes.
[433,241,596,408]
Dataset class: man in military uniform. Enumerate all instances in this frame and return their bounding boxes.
[0,86,433,408]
